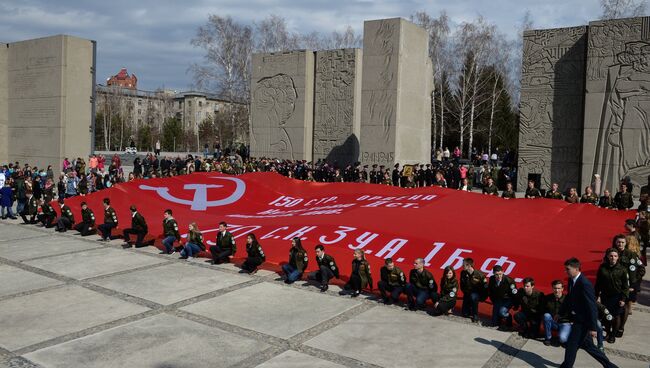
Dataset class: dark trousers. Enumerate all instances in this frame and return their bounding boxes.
[20,212,37,224]
[347,273,363,292]
[377,281,404,302]
[514,311,541,336]
[560,321,618,368]
[123,228,147,247]
[406,284,439,309]
[462,292,480,318]
[55,217,72,232]
[241,256,264,273]
[37,214,55,228]
[98,222,117,240]
[74,222,95,236]
[433,298,457,315]
[210,245,232,264]
[308,265,335,286]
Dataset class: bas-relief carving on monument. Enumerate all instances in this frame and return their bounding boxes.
[313,49,360,165]
[585,17,650,193]
[362,19,397,165]
[252,74,298,160]
[517,27,586,190]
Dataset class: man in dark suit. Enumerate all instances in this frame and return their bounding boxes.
[560,258,618,368]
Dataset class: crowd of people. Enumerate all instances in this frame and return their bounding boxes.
[0,150,647,368]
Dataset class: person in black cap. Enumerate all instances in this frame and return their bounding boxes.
[392,164,400,186]
[370,164,379,184]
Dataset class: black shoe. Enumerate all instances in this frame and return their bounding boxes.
[135,244,148,248]
[384,298,392,305]
[238,269,248,274]
[351,290,360,298]
[543,339,551,346]
[121,243,131,249]
[320,284,328,292]
[179,256,188,260]
[615,329,623,338]
[158,251,168,254]
[607,335,616,344]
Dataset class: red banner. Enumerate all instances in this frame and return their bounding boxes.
[64,172,632,294]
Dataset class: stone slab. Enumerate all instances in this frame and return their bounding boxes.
[0,225,47,242]
[0,235,100,261]
[0,285,148,351]
[305,306,510,367]
[507,339,648,368]
[313,49,362,166]
[23,247,167,280]
[24,313,270,368]
[360,18,431,167]
[0,264,62,298]
[90,262,249,305]
[256,350,346,368]
[181,282,360,339]
[250,51,314,161]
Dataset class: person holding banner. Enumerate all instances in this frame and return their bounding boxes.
[161,209,180,255]
[433,266,458,315]
[282,237,308,284]
[378,258,406,305]
[460,258,487,323]
[210,222,236,265]
[240,233,265,274]
[180,222,204,259]
[406,258,438,310]
[74,202,96,236]
[308,244,339,292]
[97,198,118,241]
[341,249,372,297]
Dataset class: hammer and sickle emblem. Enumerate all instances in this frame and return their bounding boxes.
[139,177,246,211]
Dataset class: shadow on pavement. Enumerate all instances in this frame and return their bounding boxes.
[474,337,560,368]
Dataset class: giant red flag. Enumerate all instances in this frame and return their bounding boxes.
[64,172,632,294]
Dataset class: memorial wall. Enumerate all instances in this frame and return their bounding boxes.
[519,16,650,194]
[0,35,94,170]
[250,18,433,166]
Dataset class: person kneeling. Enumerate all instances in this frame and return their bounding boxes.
[487,265,517,329]
[240,233,265,274]
[406,258,438,310]
[37,199,56,228]
[55,198,75,232]
[308,244,339,292]
[340,249,372,297]
[543,279,571,346]
[73,202,96,236]
[378,258,406,304]
[121,205,148,248]
[513,277,544,338]
[282,237,308,284]
[210,221,236,264]
[180,223,204,259]
[434,266,459,315]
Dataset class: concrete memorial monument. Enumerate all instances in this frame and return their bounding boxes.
[519,16,650,194]
[359,18,432,167]
[0,35,95,169]
[313,49,362,166]
[250,50,314,161]
[250,18,432,167]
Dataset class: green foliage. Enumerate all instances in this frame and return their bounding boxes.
[162,117,183,151]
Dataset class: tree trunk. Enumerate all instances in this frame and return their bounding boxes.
[439,85,444,150]
[431,78,437,151]
[488,76,499,156]
[468,63,479,159]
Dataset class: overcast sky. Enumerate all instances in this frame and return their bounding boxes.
[0,0,604,91]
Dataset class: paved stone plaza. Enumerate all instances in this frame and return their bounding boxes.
[0,220,648,368]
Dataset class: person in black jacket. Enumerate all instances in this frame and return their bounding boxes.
[433,266,459,315]
[282,237,308,284]
[240,233,265,274]
[378,258,406,305]
[405,258,438,310]
[559,258,618,368]
[121,205,148,248]
[20,192,38,224]
[487,265,517,329]
[180,222,205,259]
[74,202,96,236]
[210,221,236,264]
[308,244,339,292]
[54,198,75,232]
